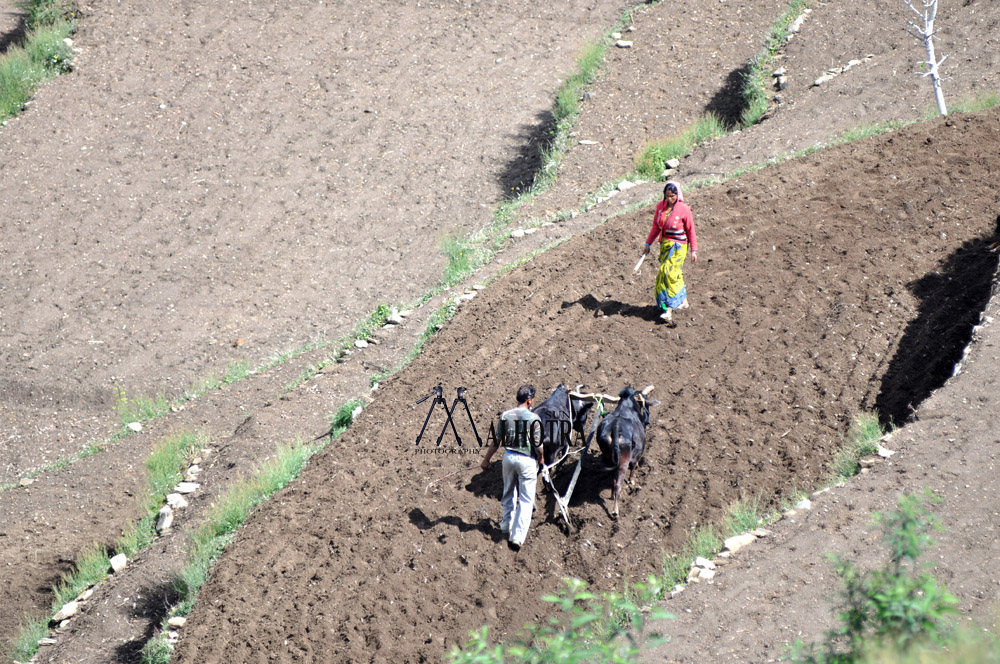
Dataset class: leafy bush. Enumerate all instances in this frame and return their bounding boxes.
[791,490,958,663]
[449,577,672,663]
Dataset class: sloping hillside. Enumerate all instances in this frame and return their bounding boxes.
[173,109,1000,663]
[1,0,999,661]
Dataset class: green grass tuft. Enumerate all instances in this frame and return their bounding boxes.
[139,633,174,664]
[949,91,1000,114]
[52,542,110,607]
[0,18,74,124]
[6,614,48,663]
[831,412,885,481]
[635,114,727,179]
[662,524,722,587]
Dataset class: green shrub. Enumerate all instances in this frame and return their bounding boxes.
[791,490,958,663]
[449,577,671,663]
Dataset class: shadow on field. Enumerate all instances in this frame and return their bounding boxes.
[494,108,557,198]
[0,11,26,55]
[114,581,182,664]
[704,63,753,128]
[874,235,1000,426]
[564,294,663,322]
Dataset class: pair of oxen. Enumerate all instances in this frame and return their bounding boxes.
[530,384,658,518]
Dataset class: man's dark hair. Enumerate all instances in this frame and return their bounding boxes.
[516,384,536,404]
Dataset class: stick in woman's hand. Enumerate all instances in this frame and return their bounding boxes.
[633,254,646,273]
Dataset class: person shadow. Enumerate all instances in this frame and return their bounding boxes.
[564,294,662,323]
[408,507,505,543]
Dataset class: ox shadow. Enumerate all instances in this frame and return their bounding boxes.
[873,232,1000,426]
[408,507,504,543]
[564,294,662,322]
[114,580,182,663]
[541,451,633,525]
[494,108,558,198]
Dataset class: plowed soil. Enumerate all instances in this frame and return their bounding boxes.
[2,0,1000,662]
[174,110,1000,663]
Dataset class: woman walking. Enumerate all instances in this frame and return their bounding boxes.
[639,181,697,322]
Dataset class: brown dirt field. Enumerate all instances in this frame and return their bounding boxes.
[1,0,999,662]
[172,110,1000,663]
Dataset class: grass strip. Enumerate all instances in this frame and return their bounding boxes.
[1,0,76,126]
[634,114,728,180]
[139,399,365,662]
[438,1,665,287]
[739,0,809,128]
[116,430,205,556]
[4,431,202,661]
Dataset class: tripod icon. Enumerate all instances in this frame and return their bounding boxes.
[415,386,483,447]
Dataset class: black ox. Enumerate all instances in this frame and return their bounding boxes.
[532,384,594,467]
[596,386,659,518]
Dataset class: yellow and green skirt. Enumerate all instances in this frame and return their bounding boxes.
[655,241,688,311]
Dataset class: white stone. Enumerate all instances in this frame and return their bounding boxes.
[168,616,187,628]
[39,636,58,645]
[877,445,896,458]
[388,313,404,325]
[52,600,79,622]
[174,482,200,494]
[473,284,486,290]
[127,422,142,432]
[398,310,412,318]
[813,73,835,87]
[773,67,786,77]
[166,493,189,509]
[665,158,681,169]
[511,229,525,238]
[183,465,201,482]
[751,528,773,538]
[351,406,363,421]
[76,588,94,602]
[611,32,621,39]
[723,533,757,554]
[578,140,598,145]
[354,339,369,348]
[617,180,635,191]
[697,567,717,580]
[794,498,812,511]
[694,556,716,570]
[156,505,174,533]
[110,554,127,572]
[615,40,633,48]
[523,227,537,235]
[19,477,33,487]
